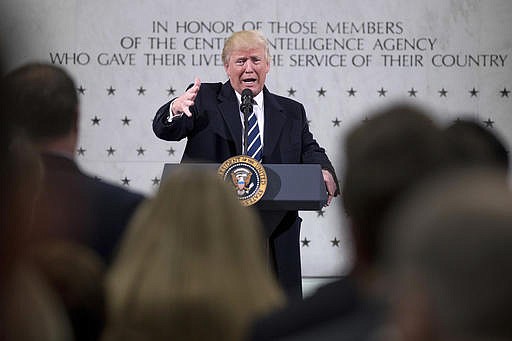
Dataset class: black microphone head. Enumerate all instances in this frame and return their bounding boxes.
[241,88,253,99]
[240,88,254,114]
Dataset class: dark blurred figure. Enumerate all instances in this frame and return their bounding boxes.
[28,241,106,341]
[103,169,285,341]
[250,104,450,340]
[445,118,509,171]
[383,167,512,341]
[3,62,144,262]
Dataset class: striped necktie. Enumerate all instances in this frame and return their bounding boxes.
[246,108,262,161]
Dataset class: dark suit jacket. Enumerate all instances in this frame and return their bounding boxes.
[32,153,145,263]
[153,81,338,297]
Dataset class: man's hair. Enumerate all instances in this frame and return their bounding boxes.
[341,104,448,263]
[4,63,78,142]
[222,30,270,65]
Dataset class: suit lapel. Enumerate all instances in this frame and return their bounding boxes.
[218,81,243,155]
[262,87,286,161]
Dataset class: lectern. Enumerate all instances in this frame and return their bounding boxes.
[161,163,327,211]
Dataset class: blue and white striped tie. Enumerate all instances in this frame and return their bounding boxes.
[246,110,262,161]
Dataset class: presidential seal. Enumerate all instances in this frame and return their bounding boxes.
[218,155,267,206]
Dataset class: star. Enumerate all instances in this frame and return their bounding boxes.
[136,147,146,155]
[77,147,86,156]
[287,87,296,97]
[121,116,131,126]
[500,87,510,98]
[483,118,494,128]
[438,88,448,97]
[106,146,116,156]
[77,85,86,95]
[317,87,326,97]
[301,238,311,247]
[91,115,101,125]
[377,87,387,97]
[121,176,130,186]
[332,118,341,127]
[167,86,176,96]
[137,86,146,95]
[167,147,175,156]
[317,209,325,217]
[347,87,357,97]
[469,87,479,97]
[152,177,161,186]
[331,237,340,247]
[107,86,116,95]
[408,87,418,97]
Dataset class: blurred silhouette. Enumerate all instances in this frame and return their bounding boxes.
[444,118,509,171]
[3,62,144,262]
[103,169,285,341]
[28,241,106,341]
[251,104,450,340]
[382,167,512,341]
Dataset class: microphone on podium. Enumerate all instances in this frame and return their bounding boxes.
[240,88,254,155]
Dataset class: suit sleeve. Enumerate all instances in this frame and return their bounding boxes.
[152,100,195,141]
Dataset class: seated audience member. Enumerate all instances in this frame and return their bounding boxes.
[382,168,512,341]
[1,118,72,341]
[28,240,106,341]
[102,169,285,341]
[250,104,450,340]
[3,62,145,262]
[444,118,509,171]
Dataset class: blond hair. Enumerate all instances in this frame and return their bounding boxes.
[104,169,284,341]
[222,30,270,65]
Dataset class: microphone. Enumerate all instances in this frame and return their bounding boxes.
[240,88,253,155]
[240,88,254,115]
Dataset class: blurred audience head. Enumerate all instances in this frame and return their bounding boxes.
[383,168,512,341]
[342,104,447,267]
[28,240,106,341]
[103,169,284,341]
[444,118,509,172]
[3,62,78,147]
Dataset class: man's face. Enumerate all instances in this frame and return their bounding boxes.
[224,47,270,96]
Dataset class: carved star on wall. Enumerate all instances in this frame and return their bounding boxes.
[137,86,146,95]
[91,115,101,125]
[152,177,160,186]
[107,86,116,95]
[331,237,340,247]
[332,118,341,127]
[106,146,116,156]
[287,87,296,97]
[77,147,86,156]
[347,87,357,96]
[317,87,326,96]
[77,85,86,95]
[500,87,510,98]
[167,86,176,96]
[317,209,325,217]
[408,87,418,97]
[136,147,146,155]
[438,88,448,97]
[121,176,130,186]
[469,87,479,97]
[167,147,175,156]
[301,238,311,247]
[483,118,494,128]
[121,116,131,126]
[377,87,387,97]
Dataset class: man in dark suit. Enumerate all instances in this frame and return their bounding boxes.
[153,30,338,298]
[4,63,144,263]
